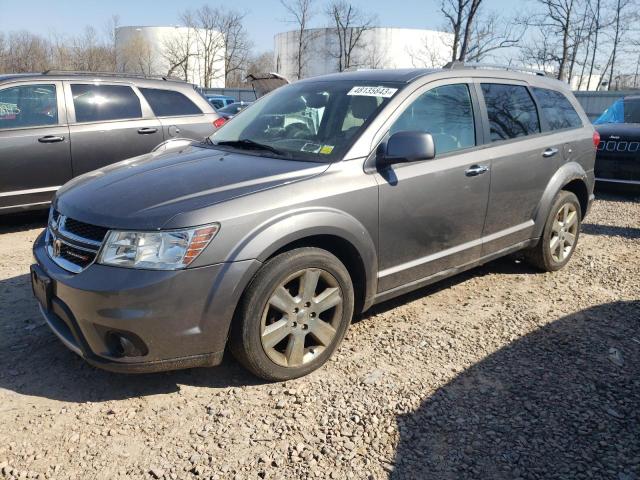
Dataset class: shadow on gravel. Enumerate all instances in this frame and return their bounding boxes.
[0,273,264,403]
[0,210,48,234]
[392,300,640,480]
[582,223,640,240]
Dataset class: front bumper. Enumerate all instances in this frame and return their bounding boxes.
[32,232,261,373]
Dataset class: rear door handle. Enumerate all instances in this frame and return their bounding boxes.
[542,147,559,158]
[137,127,158,135]
[465,165,489,177]
[38,135,64,143]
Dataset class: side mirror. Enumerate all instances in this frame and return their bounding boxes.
[378,131,436,167]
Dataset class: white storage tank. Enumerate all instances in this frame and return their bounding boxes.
[115,26,226,88]
[274,27,453,80]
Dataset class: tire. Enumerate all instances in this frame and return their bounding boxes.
[525,190,582,272]
[229,247,355,381]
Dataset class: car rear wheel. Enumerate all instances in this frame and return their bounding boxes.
[229,247,354,381]
[525,190,582,272]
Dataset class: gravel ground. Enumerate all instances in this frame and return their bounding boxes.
[0,193,638,480]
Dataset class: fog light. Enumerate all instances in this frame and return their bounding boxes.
[105,331,148,358]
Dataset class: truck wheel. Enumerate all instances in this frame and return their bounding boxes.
[229,247,354,381]
[525,190,582,272]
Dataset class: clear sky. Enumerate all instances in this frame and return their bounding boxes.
[0,0,519,53]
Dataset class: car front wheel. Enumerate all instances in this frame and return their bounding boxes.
[229,247,354,381]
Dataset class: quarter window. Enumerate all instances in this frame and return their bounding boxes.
[481,84,540,141]
[0,84,58,130]
[531,87,582,130]
[390,84,476,155]
[71,84,142,123]
[139,88,202,117]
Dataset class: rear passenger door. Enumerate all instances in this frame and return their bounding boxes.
[478,82,561,254]
[65,82,164,175]
[139,87,216,141]
[0,81,72,210]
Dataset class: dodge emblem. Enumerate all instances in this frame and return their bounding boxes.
[53,239,62,257]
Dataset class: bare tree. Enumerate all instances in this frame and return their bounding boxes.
[440,0,483,61]
[2,31,50,72]
[246,50,275,77]
[325,0,376,72]
[70,27,114,71]
[162,28,196,80]
[464,12,524,62]
[606,0,633,87]
[104,14,121,70]
[118,33,155,75]
[281,0,317,79]
[216,8,252,87]
[182,7,226,88]
[525,0,582,81]
[586,0,604,89]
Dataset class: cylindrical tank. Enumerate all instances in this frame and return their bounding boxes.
[274,27,453,80]
[115,26,226,87]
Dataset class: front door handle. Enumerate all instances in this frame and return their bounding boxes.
[137,127,158,135]
[465,165,489,177]
[542,147,559,158]
[38,135,65,143]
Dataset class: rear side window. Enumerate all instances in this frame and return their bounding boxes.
[481,84,540,142]
[139,88,202,117]
[532,87,582,130]
[390,84,476,155]
[71,84,142,123]
[0,84,58,130]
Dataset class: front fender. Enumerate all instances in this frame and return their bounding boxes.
[532,161,589,239]
[226,207,379,310]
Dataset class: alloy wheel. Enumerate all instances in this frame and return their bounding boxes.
[549,202,579,263]
[260,268,343,368]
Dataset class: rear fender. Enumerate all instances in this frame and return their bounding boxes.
[532,161,589,239]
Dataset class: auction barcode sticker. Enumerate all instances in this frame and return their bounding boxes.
[347,86,398,98]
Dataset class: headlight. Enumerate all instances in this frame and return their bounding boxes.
[97,224,219,270]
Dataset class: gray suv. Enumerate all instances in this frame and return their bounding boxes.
[31,66,597,380]
[0,71,218,213]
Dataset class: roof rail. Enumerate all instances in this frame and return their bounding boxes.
[443,61,551,77]
[41,70,186,82]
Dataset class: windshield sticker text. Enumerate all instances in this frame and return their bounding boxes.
[347,86,398,98]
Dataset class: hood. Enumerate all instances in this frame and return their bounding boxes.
[595,123,640,141]
[55,144,329,230]
[246,72,289,98]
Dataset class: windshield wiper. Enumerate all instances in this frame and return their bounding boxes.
[215,139,286,156]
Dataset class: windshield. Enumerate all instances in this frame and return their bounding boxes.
[207,80,402,161]
[595,98,640,124]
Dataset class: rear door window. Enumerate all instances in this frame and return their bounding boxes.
[139,88,202,117]
[390,84,476,155]
[481,83,540,141]
[71,84,142,123]
[0,84,58,130]
[531,87,583,130]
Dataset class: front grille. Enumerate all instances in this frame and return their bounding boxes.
[46,210,108,273]
[63,217,109,243]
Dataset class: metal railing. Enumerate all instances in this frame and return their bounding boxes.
[444,61,550,77]
[41,70,186,82]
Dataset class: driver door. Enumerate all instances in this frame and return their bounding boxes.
[375,81,491,292]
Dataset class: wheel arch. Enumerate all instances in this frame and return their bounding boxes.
[227,208,378,314]
[532,162,590,239]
